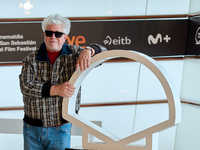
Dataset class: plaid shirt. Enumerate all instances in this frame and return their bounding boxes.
[19,42,106,127]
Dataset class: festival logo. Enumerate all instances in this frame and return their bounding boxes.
[195,27,200,45]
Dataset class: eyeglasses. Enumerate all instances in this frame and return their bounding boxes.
[45,30,65,38]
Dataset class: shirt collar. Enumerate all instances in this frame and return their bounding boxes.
[36,42,72,62]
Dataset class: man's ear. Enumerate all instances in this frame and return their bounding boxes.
[64,34,68,40]
[43,32,46,41]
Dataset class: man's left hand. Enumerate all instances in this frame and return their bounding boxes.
[76,48,94,71]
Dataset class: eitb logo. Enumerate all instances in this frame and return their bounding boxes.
[103,35,131,45]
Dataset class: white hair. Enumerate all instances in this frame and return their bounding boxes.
[42,14,71,35]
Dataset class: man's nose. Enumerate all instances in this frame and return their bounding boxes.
[51,33,56,38]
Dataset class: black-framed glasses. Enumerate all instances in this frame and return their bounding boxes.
[45,30,65,38]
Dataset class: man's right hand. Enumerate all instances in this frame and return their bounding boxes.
[50,81,76,97]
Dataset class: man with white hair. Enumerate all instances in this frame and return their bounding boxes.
[19,14,106,150]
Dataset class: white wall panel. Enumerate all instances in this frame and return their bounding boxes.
[181,59,200,102]
[158,126,177,150]
[101,0,147,16]
[146,0,190,15]
[189,0,200,14]
[159,60,184,97]
[71,136,82,149]
[81,62,140,104]
[137,63,166,101]
[0,110,24,119]
[0,0,197,18]
[137,60,183,101]
[175,103,200,150]
[133,103,176,150]
[0,66,23,107]
[79,105,136,140]
[0,134,23,150]
[133,104,169,134]
[0,0,147,18]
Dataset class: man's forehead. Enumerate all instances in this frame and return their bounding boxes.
[46,24,63,31]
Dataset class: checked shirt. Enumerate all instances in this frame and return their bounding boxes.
[19,43,106,127]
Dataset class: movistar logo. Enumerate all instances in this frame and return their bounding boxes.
[103,35,131,45]
[148,33,171,45]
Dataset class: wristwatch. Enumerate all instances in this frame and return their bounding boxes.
[85,46,93,55]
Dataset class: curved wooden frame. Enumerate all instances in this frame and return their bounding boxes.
[62,50,181,150]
